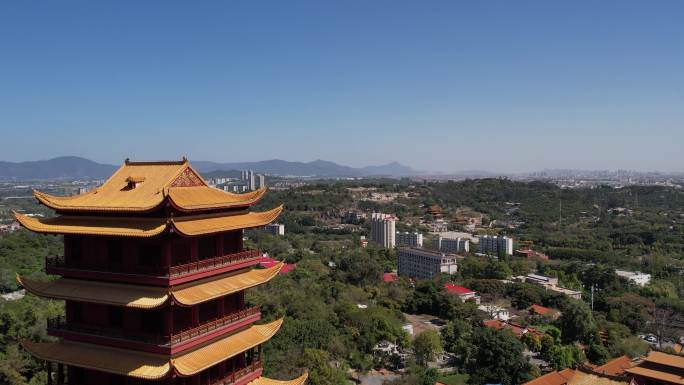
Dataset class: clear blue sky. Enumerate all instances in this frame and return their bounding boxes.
[1,1,682,173]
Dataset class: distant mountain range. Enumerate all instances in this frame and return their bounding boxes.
[0,156,420,180]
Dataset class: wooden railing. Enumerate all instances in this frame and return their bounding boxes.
[170,306,260,344]
[45,249,261,279]
[47,306,260,346]
[210,360,262,385]
[169,250,261,277]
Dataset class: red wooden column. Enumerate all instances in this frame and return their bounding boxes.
[190,239,198,262]
[162,238,172,270]
[217,297,225,318]
[192,306,199,327]
[217,235,224,259]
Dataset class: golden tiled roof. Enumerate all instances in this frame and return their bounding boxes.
[18,264,280,308]
[523,368,575,385]
[641,351,684,369]
[172,319,283,376]
[248,372,309,385]
[14,206,282,237]
[33,159,266,213]
[171,206,283,236]
[593,355,635,376]
[22,340,170,380]
[172,263,284,306]
[567,371,628,385]
[21,319,284,380]
[168,186,266,212]
[34,160,191,212]
[625,366,684,385]
[17,274,169,309]
[13,212,167,237]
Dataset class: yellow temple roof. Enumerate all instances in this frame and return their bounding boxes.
[33,159,266,213]
[21,319,284,380]
[172,319,283,376]
[248,372,309,385]
[172,263,283,306]
[17,263,281,308]
[17,274,169,309]
[171,206,283,236]
[13,206,282,238]
[168,186,266,212]
[22,340,170,380]
[13,212,167,237]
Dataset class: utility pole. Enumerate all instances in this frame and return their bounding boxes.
[591,284,595,311]
[559,191,562,229]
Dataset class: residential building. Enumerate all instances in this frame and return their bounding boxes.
[525,273,559,286]
[523,274,582,300]
[264,223,285,236]
[370,213,397,248]
[16,158,306,385]
[528,304,560,320]
[395,231,423,248]
[445,283,480,304]
[478,235,514,255]
[241,170,257,191]
[397,247,457,279]
[433,235,469,253]
[255,174,266,190]
[514,248,549,260]
[615,270,651,287]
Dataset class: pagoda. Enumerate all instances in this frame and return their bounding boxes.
[15,159,306,385]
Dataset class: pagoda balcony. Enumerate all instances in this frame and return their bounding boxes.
[206,360,263,385]
[45,249,262,285]
[47,306,261,354]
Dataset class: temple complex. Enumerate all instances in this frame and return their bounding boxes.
[15,158,306,385]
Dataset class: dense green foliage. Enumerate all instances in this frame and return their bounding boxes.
[0,178,682,385]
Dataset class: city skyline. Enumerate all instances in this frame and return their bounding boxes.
[1,1,683,172]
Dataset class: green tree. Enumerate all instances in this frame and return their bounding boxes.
[441,319,473,356]
[464,328,533,385]
[587,343,610,365]
[413,331,443,366]
[559,300,597,344]
[298,348,348,385]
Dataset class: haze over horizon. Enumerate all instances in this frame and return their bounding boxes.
[1,1,683,173]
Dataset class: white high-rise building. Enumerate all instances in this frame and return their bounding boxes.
[370,213,397,248]
[478,235,513,256]
[396,232,423,248]
[433,236,470,253]
[240,170,257,191]
[256,174,266,189]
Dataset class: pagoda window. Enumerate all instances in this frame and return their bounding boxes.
[69,301,83,323]
[222,231,241,254]
[66,236,82,263]
[107,239,123,265]
[173,306,193,334]
[172,238,191,265]
[140,310,162,335]
[138,242,162,268]
[198,236,216,260]
[109,306,123,328]
[198,300,219,323]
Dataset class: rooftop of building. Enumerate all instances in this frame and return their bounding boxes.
[444,283,475,295]
[31,158,267,214]
[529,304,555,315]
